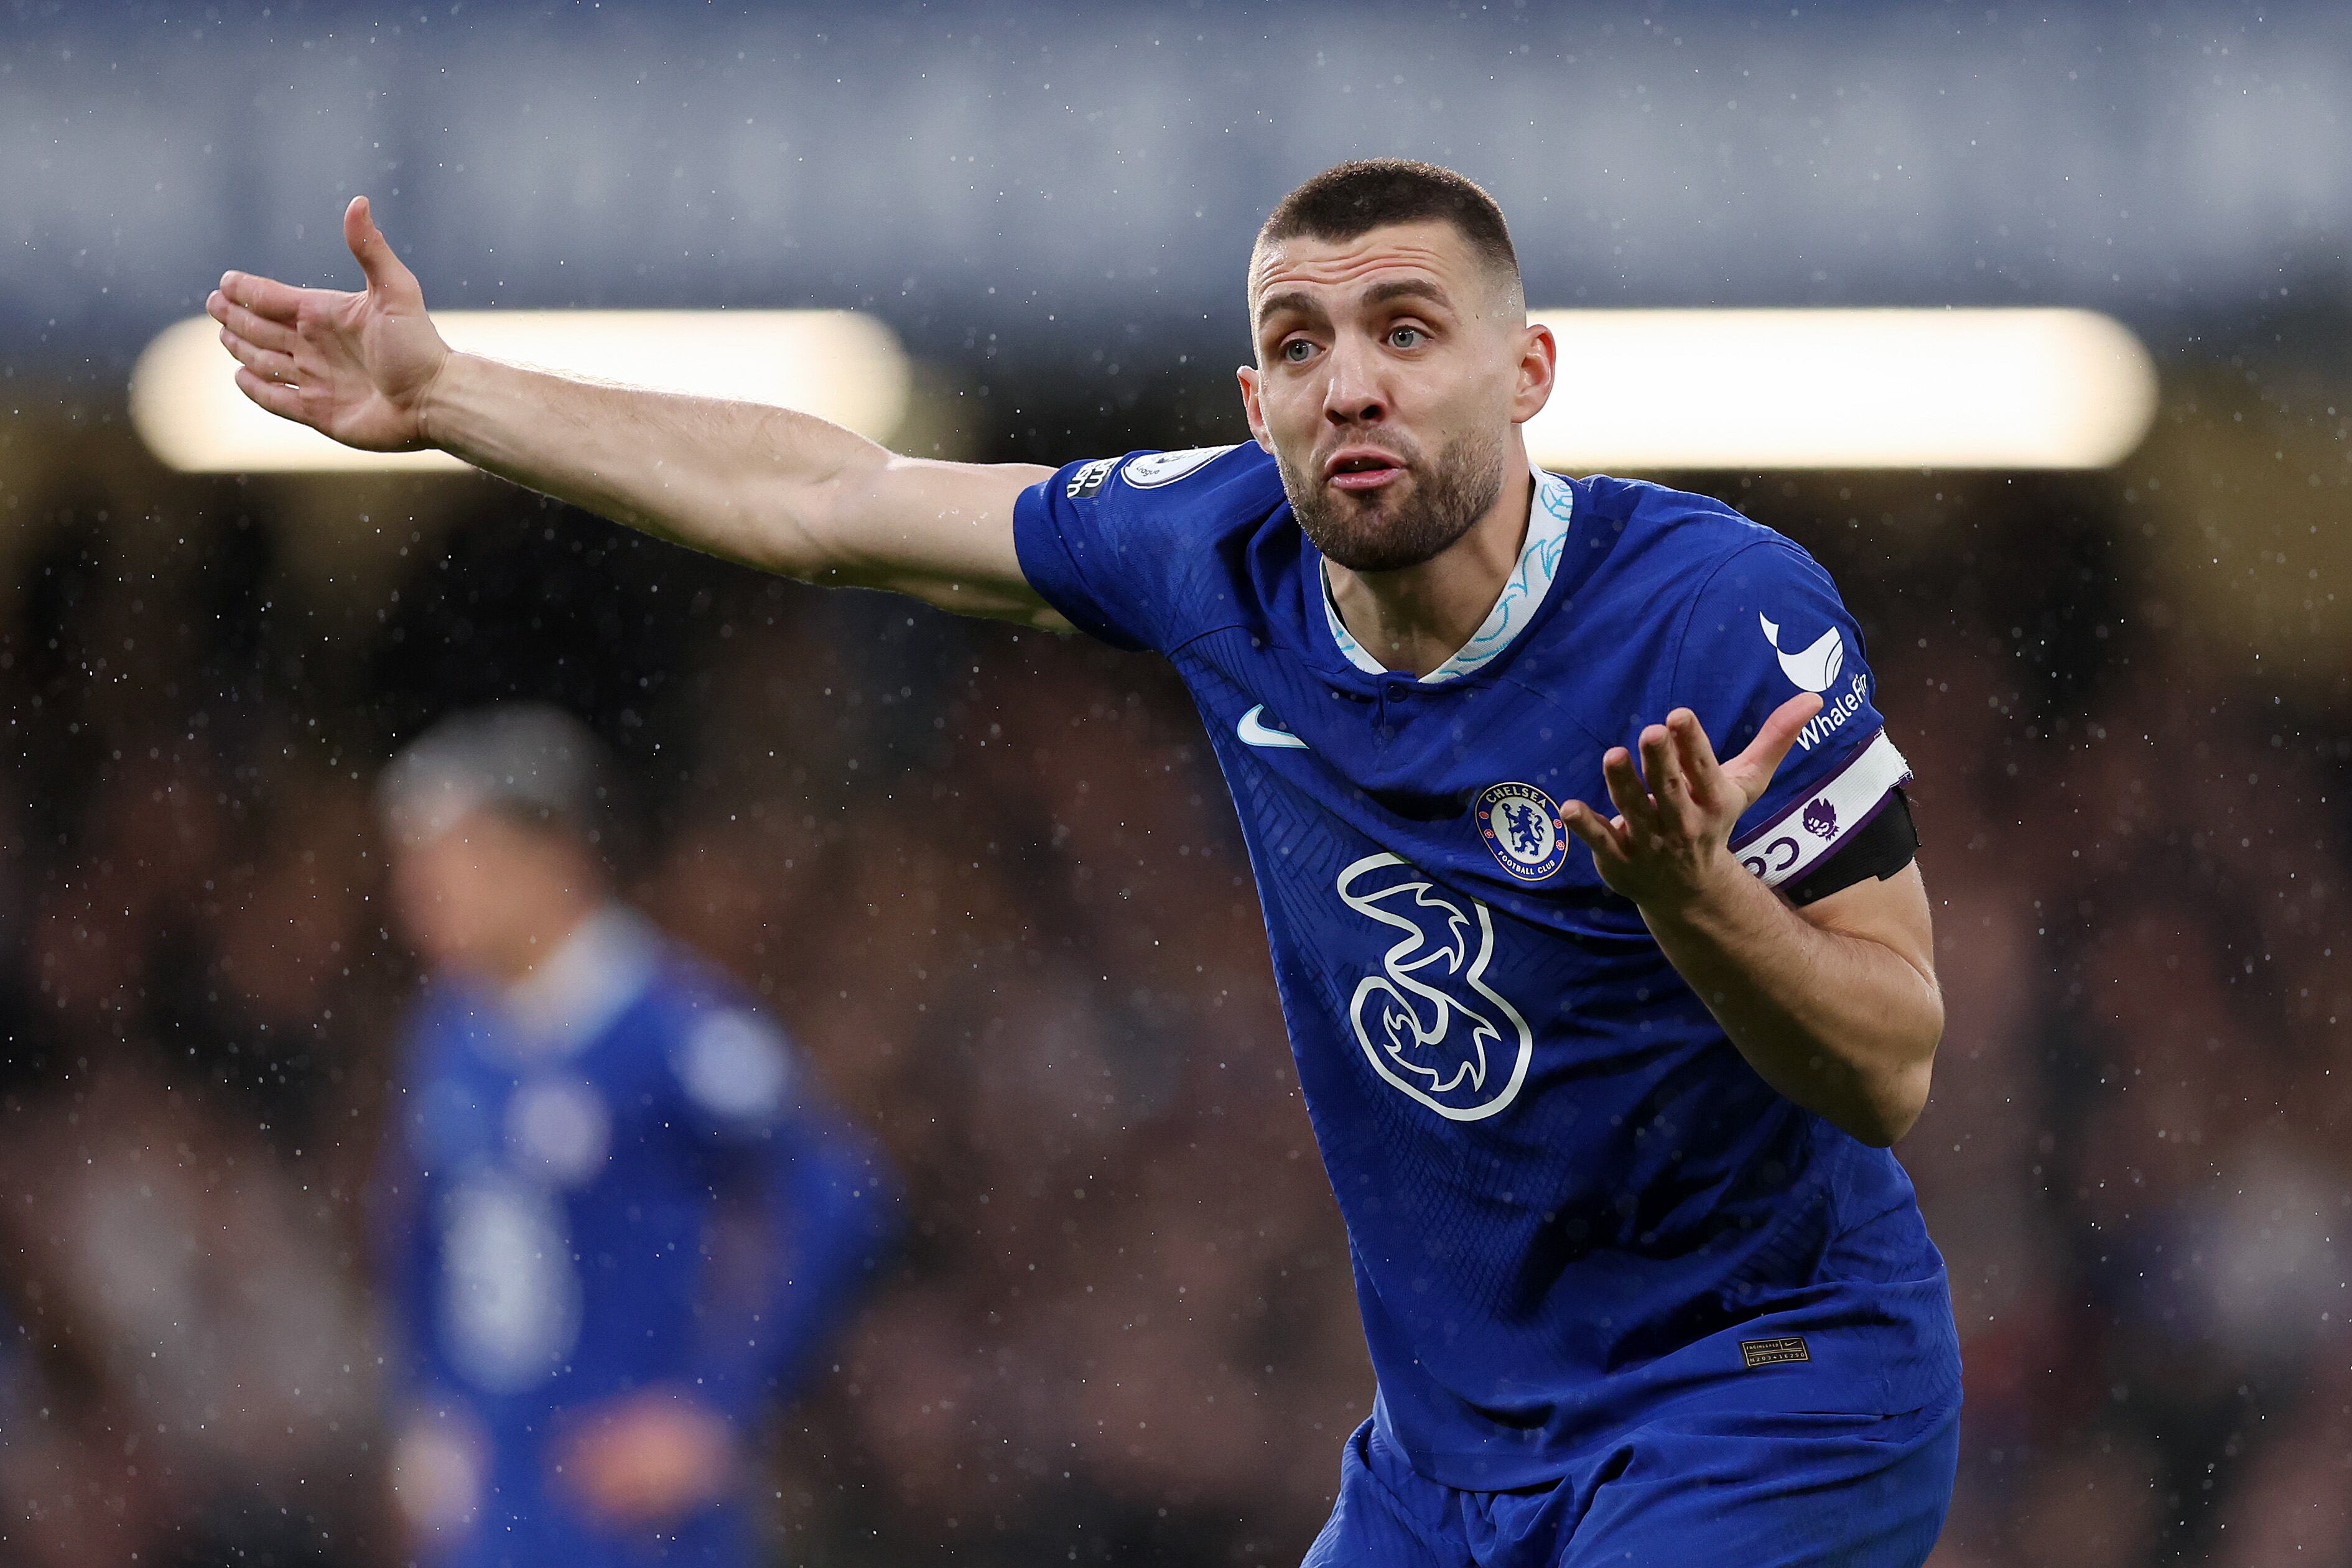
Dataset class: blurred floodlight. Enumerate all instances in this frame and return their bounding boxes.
[1523,308,2157,470]
[131,310,912,473]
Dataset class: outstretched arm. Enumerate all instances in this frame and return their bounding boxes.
[209,197,1058,622]
[1561,700,1943,1148]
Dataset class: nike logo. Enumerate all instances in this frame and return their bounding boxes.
[1237,704,1309,750]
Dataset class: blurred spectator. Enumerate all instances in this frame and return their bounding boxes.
[371,705,899,1568]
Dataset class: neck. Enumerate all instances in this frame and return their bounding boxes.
[1324,442,1534,678]
[486,889,602,989]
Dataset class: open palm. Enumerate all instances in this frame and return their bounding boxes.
[206,196,449,452]
[1560,694,1824,908]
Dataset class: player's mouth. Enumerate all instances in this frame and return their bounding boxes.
[1324,447,1409,493]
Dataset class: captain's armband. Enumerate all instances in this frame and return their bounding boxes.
[1731,730,1913,897]
[1781,787,1918,906]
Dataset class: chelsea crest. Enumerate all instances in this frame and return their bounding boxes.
[1476,782,1567,882]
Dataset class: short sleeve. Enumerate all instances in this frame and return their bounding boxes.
[1668,540,1912,892]
[670,1006,800,1145]
[1012,444,1251,654]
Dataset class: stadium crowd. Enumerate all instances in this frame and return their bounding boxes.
[0,452,2344,1568]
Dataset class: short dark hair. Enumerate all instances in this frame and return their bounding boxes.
[378,702,616,855]
[1255,159,1520,298]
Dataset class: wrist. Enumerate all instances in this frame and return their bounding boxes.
[414,349,471,452]
[1641,844,1757,924]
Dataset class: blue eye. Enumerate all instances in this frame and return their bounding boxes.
[1283,339,1316,363]
[1389,326,1423,349]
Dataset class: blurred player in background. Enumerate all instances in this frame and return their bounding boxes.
[373,705,898,1568]
[220,160,1956,1564]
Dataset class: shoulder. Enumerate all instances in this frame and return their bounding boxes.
[636,949,778,1046]
[1033,442,1284,544]
[638,956,803,1125]
[1082,441,1276,497]
[1512,477,1862,731]
[1574,475,1801,587]
[1529,476,1816,663]
[1579,476,1844,641]
[1015,442,1287,652]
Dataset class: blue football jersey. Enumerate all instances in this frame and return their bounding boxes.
[379,907,898,1567]
[1015,443,1959,1489]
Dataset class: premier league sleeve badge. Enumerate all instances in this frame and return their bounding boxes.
[1475,782,1568,882]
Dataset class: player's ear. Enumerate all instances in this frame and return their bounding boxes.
[1236,364,1275,453]
[1509,321,1558,425]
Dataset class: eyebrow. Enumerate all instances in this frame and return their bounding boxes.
[1253,277,1457,333]
[1253,289,1327,333]
[1360,278,1454,313]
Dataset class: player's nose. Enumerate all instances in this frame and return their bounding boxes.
[1321,338,1387,425]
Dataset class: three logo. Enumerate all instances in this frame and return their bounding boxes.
[1279,603,1863,1123]
[1337,853,1533,1120]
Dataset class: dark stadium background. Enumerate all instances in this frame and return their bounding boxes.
[2,3,2349,1564]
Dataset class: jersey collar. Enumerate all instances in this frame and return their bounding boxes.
[503,902,659,1052]
[1319,461,1575,684]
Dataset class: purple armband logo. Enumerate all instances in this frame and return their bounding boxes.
[1801,798,1838,839]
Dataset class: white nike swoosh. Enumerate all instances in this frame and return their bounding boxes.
[1237,703,1309,750]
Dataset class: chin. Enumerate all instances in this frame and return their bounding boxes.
[1320,531,1446,575]
[1281,429,1504,575]
[1309,488,1474,574]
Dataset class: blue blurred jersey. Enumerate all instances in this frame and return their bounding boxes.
[379,906,898,1567]
[1016,445,1959,1488]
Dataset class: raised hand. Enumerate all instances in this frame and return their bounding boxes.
[1561,694,1823,909]
[206,196,450,452]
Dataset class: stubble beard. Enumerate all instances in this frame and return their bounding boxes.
[1279,425,1510,575]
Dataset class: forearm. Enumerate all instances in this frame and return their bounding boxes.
[1640,858,1942,1146]
[216,226,1054,615]
[694,1123,898,1417]
[421,351,881,577]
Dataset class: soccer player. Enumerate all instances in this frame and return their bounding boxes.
[372,705,898,1568]
[215,159,1959,1564]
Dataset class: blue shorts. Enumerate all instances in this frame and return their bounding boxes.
[1302,1399,1959,1568]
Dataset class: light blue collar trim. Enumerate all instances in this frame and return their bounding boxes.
[1321,462,1575,683]
[503,903,659,1052]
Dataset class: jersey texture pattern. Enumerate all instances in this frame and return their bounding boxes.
[1015,443,1959,1488]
